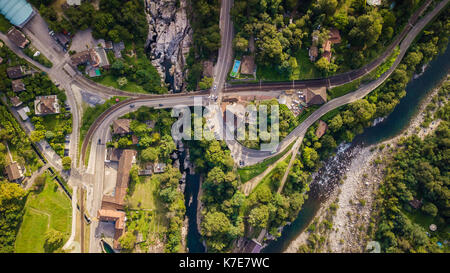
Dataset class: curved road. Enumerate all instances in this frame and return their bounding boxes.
[232,0,448,166]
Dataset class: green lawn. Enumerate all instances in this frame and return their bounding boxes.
[238,142,293,183]
[256,49,321,81]
[15,174,72,253]
[126,176,169,251]
[293,49,322,80]
[91,74,147,94]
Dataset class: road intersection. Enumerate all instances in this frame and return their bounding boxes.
[0,0,446,252]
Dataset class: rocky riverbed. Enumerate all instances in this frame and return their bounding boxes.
[145,0,192,92]
[284,75,448,253]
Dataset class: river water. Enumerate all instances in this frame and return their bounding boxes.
[262,44,450,253]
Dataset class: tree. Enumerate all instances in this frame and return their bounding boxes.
[62,156,71,170]
[315,57,338,74]
[318,0,338,16]
[44,229,65,253]
[201,211,231,237]
[348,11,383,48]
[159,135,176,159]
[198,76,213,90]
[328,114,343,132]
[30,130,45,142]
[118,231,136,251]
[141,147,158,162]
[248,205,270,228]
[422,202,438,217]
[0,182,27,253]
[233,36,249,53]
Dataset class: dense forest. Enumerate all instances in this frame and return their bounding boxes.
[34,0,148,44]
[231,0,428,79]
[185,0,221,90]
[374,84,449,252]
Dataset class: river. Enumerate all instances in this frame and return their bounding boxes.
[262,44,450,253]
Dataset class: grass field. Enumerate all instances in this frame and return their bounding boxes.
[91,74,147,94]
[256,49,321,81]
[15,173,72,253]
[238,142,294,183]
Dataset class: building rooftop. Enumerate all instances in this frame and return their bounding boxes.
[315,120,328,138]
[102,149,137,210]
[10,96,22,107]
[11,79,25,92]
[112,119,131,135]
[305,87,327,105]
[0,0,35,28]
[34,95,60,116]
[17,106,30,120]
[7,27,29,48]
[5,162,23,181]
[6,66,24,79]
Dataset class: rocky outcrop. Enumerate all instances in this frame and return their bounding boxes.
[145,0,192,92]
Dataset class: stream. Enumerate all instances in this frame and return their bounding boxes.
[262,44,450,253]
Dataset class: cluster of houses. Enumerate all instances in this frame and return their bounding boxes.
[98,118,166,249]
[70,41,125,77]
[309,28,342,62]
[3,27,61,119]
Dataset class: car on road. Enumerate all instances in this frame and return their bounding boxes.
[213,84,217,90]
[98,139,101,145]
[159,104,163,107]
[130,104,135,108]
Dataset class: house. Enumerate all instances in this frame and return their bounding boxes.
[315,120,328,138]
[105,41,113,50]
[409,199,422,209]
[5,162,24,182]
[11,79,25,92]
[240,55,256,75]
[328,29,342,44]
[113,42,125,58]
[153,162,166,174]
[138,163,153,176]
[321,29,341,62]
[106,147,123,162]
[10,96,23,107]
[237,238,262,253]
[322,40,333,62]
[7,27,29,48]
[70,49,98,66]
[34,95,60,116]
[101,149,137,211]
[94,47,110,69]
[67,0,81,5]
[97,209,126,249]
[17,106,30,120]
[309,46,318,62]
[305,87,327,105]
[7,66,25,79]
[112,119,131,135]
